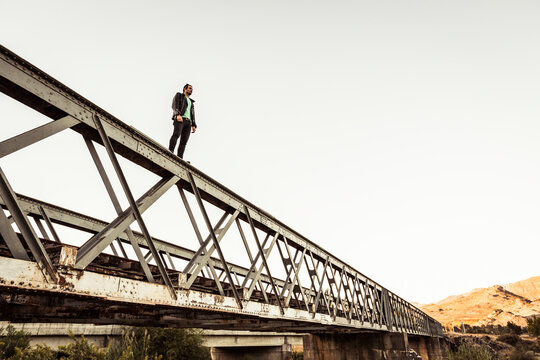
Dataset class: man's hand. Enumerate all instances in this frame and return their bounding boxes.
[176,115,183,122]
[191,126,197,133]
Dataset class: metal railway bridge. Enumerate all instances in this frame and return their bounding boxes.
[0,44,444,359]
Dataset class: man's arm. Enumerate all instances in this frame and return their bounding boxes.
[191,102,197,128]
[172,93,183,121]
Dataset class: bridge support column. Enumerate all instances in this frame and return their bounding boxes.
[412,336,447,360]
[303,332,412,360]
[408,336,429,359]
[210,344,292,360]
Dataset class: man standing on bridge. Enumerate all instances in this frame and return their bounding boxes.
[169,84,197,159]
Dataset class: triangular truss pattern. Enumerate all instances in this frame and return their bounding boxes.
[0,44,443,337]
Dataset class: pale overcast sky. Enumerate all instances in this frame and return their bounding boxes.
[1,0,539,304]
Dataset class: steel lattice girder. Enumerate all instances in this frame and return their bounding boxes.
[0,255,420,333]
[0,194,288,291]
[0,194,412,334]
[0,44,443,337]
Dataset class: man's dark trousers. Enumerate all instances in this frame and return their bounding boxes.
[168,120,191,159]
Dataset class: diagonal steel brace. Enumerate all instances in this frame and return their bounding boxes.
[0,167,57,282]
[84,136,154,282]
[187,171,242,308]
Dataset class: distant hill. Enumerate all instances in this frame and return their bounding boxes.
[502,276,540,301]
[418,276,540,327]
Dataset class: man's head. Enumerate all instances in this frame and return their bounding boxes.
[183,84,193,97]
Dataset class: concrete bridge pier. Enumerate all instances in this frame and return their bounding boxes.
[205,330,300,360]
[211,343,293,360]
[408,336,447,360]
[303,332,447,360]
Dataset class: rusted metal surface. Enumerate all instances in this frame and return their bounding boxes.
[0,44,443,337]
[0,255,377,332]
[58,246,77,267]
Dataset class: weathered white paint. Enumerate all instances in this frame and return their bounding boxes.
[0,256,387,332]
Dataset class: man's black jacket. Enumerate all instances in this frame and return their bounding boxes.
[171,92,197,128]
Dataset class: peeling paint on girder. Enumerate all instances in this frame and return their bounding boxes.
[0,256,388,332]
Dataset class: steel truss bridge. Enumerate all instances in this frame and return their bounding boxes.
[0,44,442,337]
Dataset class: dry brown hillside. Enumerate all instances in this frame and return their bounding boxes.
[502,276,540,300]
[419,276,540,327]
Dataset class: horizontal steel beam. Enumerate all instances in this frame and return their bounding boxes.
[0,256,386,333]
